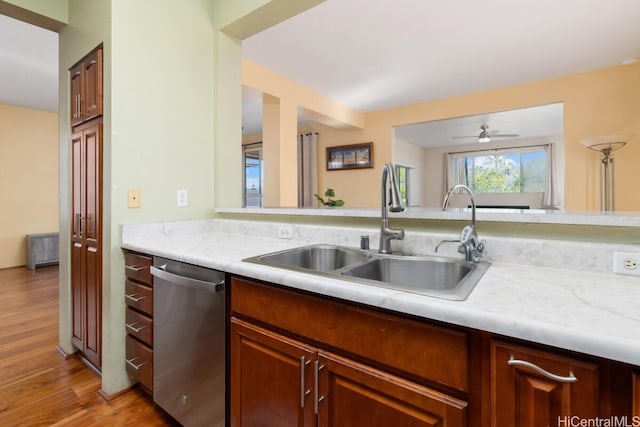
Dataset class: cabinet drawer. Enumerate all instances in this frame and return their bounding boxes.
[231,277,469,393]
[124,252,152,285]
[491,340,600,425]
[126,335,153,391]
[125,279,153,315]
[125,308,153,346]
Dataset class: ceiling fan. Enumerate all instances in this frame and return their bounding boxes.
[453,125,519,143]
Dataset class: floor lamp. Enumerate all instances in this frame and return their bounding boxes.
[580,135,633,211]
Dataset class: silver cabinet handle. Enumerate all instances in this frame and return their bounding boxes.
[300,356,311,408]
[125,322,146,334]
[75,213,82,236]
[125,357,147,371]
[125,293,146,303]
[125,265,146,272]
[314,360,325,415]
[508,356,577,383]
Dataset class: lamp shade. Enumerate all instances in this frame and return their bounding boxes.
[580,134,634,152]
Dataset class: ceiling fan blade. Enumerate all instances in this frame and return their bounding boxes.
[492,133,520,138]
[451,135,478,139]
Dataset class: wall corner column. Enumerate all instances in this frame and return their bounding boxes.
[262,94,298,207]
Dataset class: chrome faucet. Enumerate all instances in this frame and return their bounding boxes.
[437,184,486,262]
[379,163,405,254]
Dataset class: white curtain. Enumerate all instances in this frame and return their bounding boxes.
[542,143,559,209]
[444,153,468,192]
[298,132,318,207]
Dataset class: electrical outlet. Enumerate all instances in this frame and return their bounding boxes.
[177,189,188,207]
[128,189,141,208]
[613,251,640,277]
[278,225,293,239]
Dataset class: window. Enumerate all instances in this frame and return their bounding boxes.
[395,165,410,206]
[447,144,556,209]
[450,147,547,194]
[243,143,263,208]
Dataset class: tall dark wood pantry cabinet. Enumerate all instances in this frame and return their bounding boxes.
[70,45,103,369]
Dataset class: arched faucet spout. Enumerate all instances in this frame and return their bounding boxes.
[379,163,405,254]
[440,184,486,262]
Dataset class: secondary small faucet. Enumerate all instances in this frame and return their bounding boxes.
[437,184,486,262]
[379,163,405,254]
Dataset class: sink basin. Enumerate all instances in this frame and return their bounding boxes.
[244,244,489,301]
[244,244,372,272]
[340,256,489,300]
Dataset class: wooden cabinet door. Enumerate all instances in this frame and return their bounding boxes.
[317,351,467,427]
[82,47,103,121]
[492,341,600,427]
[633,372,640,417]
[231,318,316,427]
[70,46,102,127]
[70,130,84,349]
[82,123,102,366]
[70,62,83,127]
[70,121,103,368]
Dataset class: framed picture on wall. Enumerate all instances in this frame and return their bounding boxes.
[326,142,373,170]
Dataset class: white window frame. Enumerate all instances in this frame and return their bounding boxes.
[447,144,554,209]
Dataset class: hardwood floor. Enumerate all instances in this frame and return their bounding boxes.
[0,266,179,426]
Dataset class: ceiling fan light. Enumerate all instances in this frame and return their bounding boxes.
[478,135,491,143]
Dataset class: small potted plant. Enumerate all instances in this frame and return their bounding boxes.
[314,188,345,207]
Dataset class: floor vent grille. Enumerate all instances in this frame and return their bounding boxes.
[26,233,59,269]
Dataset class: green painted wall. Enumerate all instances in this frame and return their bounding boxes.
[109,0,216,394]
[58,0,217,395]
[2,0,67,20]
[58,0,111,387]
[0,0,67,29]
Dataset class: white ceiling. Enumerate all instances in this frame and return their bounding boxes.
[242,0,640,140]
[2,0,638,123]
[0,14,58,112]
[394,102,564,148]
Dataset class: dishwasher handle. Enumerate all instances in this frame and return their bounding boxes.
[150,266,225,293]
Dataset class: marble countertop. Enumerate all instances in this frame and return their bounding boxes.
[122,226,640,367]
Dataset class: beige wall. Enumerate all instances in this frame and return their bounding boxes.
[261,62,639,210]
[380,63,640,212]
[0,104,58,268]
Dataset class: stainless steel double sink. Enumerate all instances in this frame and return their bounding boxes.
[243,244,490,301]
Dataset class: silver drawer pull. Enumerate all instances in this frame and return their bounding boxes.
[300,356,311,408]
[125,265,147,272]
[125,357,147,371]
[508,356,577,383]
[125,293,146,303]
[314,360,325,414]
[125,322,146,334]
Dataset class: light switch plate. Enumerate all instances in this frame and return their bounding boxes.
[128,189,141,208]
[177,189,188,207]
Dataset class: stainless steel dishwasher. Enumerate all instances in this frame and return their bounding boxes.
[150,257,225,427]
